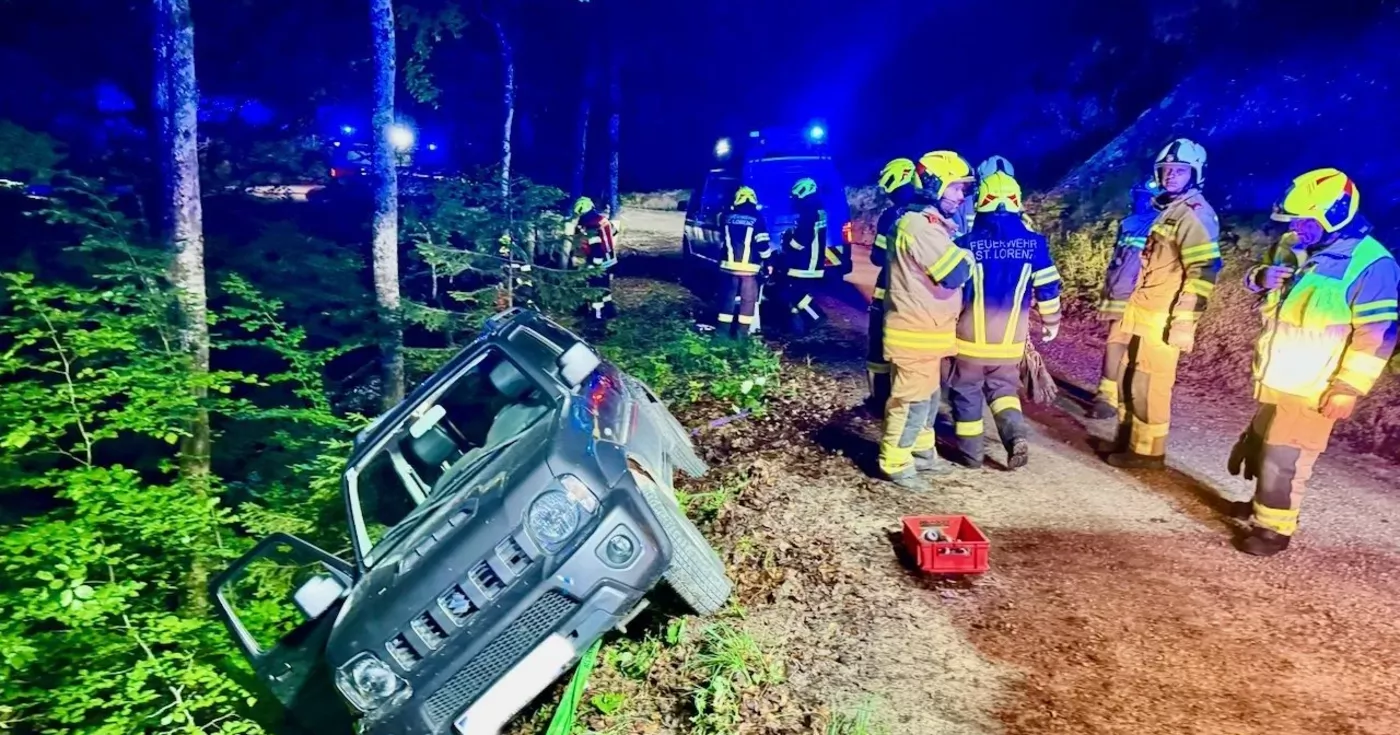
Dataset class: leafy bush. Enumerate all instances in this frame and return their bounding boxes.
[599,293,781,414]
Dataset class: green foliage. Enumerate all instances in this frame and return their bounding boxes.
[399,2,469,107]
[600,295,780,413]
[0,182,357,733]
[402,171,593,372]
[686,623,784,735]
[0,120,65,181]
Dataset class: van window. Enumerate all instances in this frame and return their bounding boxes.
[699,175,739,221]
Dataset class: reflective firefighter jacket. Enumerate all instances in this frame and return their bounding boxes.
[872,204,919,304]
[719,205,774,275]
[1247,234,1400,403]
[1121,189,1222,339]
[781,206,828,279]
[1098,209,1157,319]
[884,207,973,359]
[574,211,617,268]
[956,211,1063,364]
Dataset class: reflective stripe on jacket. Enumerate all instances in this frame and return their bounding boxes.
[1121,189,1222,338]
[574,211,618,268]
[1249,234,1399,402]
[883,207,972,359]
[955,211,1062,363]
[719,206,773,274]
[1098,210,1156,319]
[872,205,916,303]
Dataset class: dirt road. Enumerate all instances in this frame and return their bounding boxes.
[600,208,1400,734]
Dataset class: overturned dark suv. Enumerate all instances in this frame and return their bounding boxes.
[210,308,732,735]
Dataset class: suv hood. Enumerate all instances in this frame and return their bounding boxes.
[328,411,562,664]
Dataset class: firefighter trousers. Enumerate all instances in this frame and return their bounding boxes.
[777,275,826,335]
[866,300,889,409]
[880,354,943,477]
[948,359,1027,462]
[585,267,616,321]
[1110,322,1180,457]
[1095,319,1127,409]
[1231,388,1336,537]
[715,272,759,338]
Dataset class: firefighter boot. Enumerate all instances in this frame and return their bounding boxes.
[914,449,955,474]
[1238,526,1291,557]
[993,403,1031,471]
[1106,451,1166,470]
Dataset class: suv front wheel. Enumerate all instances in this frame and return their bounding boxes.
[630,468,732,615]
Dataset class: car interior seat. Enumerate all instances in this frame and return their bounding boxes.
[406,424,464,480]
[486,358,550,445]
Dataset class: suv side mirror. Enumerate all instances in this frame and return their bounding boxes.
[558,342,601,388]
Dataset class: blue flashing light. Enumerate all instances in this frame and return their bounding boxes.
[714,137,732,159]
[427,143,438,151]
[807,125,825,142]
[749,130,761,138]
[341,125,355,135]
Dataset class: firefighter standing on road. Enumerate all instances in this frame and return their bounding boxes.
[1088,178,1163,419]
[712,186,774,339]
[1228,169,1398,556]
[776,177,829,336]
[571,196,619,324]
[879,151,977,488]
[948,170,1062,469]
[1102,138,1223,469]
[866,158,922,415]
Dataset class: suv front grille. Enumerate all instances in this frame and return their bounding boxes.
[412,612,450,650]
[438,584,477,627]
[387,634,423,670]
[423,592,578,727]
[471,560,505,597]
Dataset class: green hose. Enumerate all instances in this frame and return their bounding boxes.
[545,639,604,735]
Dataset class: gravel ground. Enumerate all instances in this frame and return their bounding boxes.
[576,208,1400,734]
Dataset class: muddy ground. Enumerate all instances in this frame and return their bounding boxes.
[544,209,1400,735]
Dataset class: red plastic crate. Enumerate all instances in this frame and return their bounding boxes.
[901,515,990,575]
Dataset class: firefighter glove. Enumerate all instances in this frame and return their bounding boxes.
[1258,265,1296,290]
[1041,322,1059,343]
[1320,385,1359,420]
[1165,321,1195,353]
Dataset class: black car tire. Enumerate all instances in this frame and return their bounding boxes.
[631,469,732,616]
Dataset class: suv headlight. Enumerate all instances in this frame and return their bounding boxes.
[527,475,598,551]
[335,652,412,713]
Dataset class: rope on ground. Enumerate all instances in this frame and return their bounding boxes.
[544,638,604,735]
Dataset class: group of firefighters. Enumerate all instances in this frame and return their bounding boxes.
[564,138,1398,557]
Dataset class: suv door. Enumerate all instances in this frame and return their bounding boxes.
[210,533,357,735]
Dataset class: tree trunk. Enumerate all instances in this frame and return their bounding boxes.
[153,0,210,615]
[571,63,594,201]
[606,44,620,218]
[494,17,514,200]
[370,0,404,410]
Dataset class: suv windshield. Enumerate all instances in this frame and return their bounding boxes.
[346,348,554,566]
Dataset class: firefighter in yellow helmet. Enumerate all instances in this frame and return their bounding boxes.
[1226,169,1398,556]
[1101,137,1223,469]
[712,186,774,339]
[775,177,829,335]
[865,157,922,416]
[878,151,976,488]
[948,170,1061,469]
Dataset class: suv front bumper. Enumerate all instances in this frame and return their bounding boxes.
[366,494,671,735]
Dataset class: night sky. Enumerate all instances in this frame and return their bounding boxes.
[1,0,1393,193]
